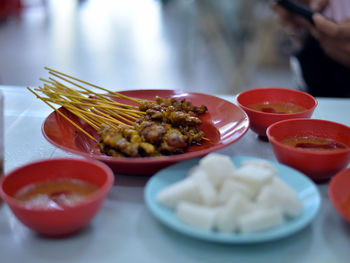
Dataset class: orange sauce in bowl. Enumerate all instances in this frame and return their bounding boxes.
[281,136,348,152]
[15,179,98,209]
[247,102,306,114]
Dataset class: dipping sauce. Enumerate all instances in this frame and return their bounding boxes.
[15,179,98,209]
[281,136,348,152]
[247,102,306,114]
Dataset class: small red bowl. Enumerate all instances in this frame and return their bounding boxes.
[329,168,350,222]
[236,87,317,138]
[267,118,350,182]
[0,158,114,237]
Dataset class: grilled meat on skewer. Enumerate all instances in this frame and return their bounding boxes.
[98,96,207,157]
[139,96,207,115]
[98,119,205,157]
[139,107,202,127]
[98,124,158,157]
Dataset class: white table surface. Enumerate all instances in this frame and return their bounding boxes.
[0,85,350,263]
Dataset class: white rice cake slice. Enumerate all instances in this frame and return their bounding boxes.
[198,153,236,189]
[237,207,285,233]
[176,201,218,230]
[191,168,217,206]
[218,178,256,204]
[215,194,255,232]
[232,164,276,194]
[256,177,303,218]
[241,160,278,176]
[156,178,200,209]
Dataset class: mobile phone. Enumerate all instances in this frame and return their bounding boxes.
[276,0,315,24]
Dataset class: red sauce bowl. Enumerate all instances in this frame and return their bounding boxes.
[329,168,350,222]
[236,87,317,138]
[267,119,350,182]
[0,158,114,237]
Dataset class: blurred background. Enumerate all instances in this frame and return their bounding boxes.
[0,0,297,94]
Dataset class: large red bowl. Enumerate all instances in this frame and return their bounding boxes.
[267,118,350,182]
[329,168,350,222]
[236,87,317,138]
[42,90,249,175]
[0,158,114,237]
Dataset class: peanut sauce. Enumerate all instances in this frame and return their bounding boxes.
[281,136,348,152]
[15,179,98,209]
[247,102,306,114]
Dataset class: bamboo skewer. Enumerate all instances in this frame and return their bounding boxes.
[33,73,144,126]
[27,87,98,142]
[37,88,141,112]
[36,88,141,126]
[44,67,141,103]
[27,68,147,141]
[38,78,141,111]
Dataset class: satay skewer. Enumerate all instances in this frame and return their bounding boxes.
[44,67,142,103]
[27,87,98,142]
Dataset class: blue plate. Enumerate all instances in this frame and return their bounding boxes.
[144,156,321,243]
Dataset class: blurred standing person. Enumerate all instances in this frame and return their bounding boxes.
[272,0,350,97]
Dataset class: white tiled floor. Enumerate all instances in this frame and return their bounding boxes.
[0,0,295,94]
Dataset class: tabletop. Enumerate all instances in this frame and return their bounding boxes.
[0,85,349,263]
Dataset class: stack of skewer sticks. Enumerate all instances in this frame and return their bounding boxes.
[27,67,147,142]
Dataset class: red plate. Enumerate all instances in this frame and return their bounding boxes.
[42,90,249,175]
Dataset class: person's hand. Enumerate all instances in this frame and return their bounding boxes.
[311,14,350,67]
[271,0,329,32]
